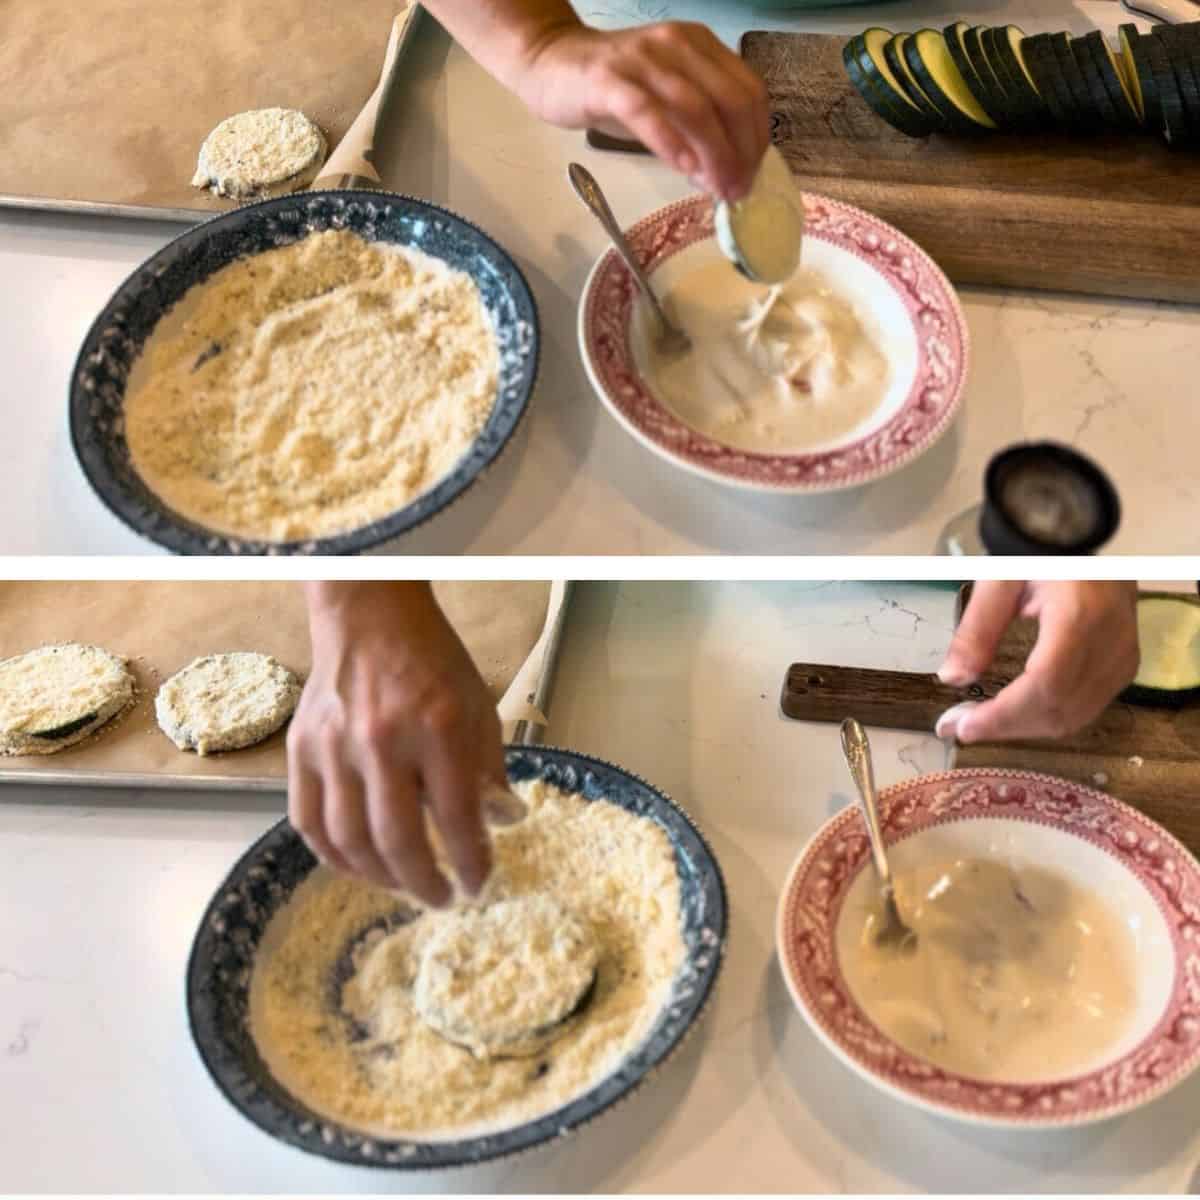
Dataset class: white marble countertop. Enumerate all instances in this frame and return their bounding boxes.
[2,2,1198,555]
[3,580,1199,1193]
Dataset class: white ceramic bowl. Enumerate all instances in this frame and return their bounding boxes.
[578,193,968,494]
[776,769,1200,1128]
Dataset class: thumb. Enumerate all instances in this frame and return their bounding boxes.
[939,581,1026,687]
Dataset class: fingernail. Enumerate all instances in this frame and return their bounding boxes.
[677,149,698,176]
[937,661,972,687]
[935,701,979,741]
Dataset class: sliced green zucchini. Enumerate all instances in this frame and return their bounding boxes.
[1069,35,1124,130]
[1120,24,1160,127]
[1022,33,1081,130]
[1121,594,1200,709]
[856,27,941,125]
[990,26,1052,120]
[1051,32,1103,131]
[1153,25,1200,136]
[970,26,1036,129]
[963,27,1014,110]
[883,33,950,130]
[903,29,998,131]
[843,38,937,137]
[29,712,101,742]
[1143,32,1190,144]
[942,21,1006,126]
[1077,31,1142,129]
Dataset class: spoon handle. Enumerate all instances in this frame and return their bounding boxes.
[840,718,893,890]
[567,163,675,330]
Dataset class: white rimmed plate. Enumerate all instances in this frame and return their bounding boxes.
[578,193,969,493]
[776,768,1200,1128]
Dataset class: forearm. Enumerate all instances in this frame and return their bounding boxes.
[304,581,442,649]
[419,0,583,94]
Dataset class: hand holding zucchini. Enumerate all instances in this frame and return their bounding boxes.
[844,21,1200,147]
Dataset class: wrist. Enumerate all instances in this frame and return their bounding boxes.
[505,14,587,107]
[305,581,437,647]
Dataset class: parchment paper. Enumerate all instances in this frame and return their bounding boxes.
[0,0,406,218]
[0,581,550,784]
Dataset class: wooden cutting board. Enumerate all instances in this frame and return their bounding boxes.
[741,32,1200,304]
[780,589,1200,857]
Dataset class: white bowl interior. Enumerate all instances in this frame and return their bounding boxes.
[628,235,920,455]
[833,817,1176,1081]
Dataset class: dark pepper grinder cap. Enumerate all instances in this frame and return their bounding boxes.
[979,442,1121,555]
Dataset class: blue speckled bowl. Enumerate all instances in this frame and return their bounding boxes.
[185,746,728,1169]
[70,191,539,556]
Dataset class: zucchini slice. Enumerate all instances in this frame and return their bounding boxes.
[1022,33,1082,130]
[1154,25,1200,136]
[991,26,1051,119]
[1077,30,1142,129]
[1069,35,1124,130]
[883,33,950,130]
[857,27,941,125]
[942,21,1005,126]
[970,26,1036,129]
[903,29,998,130]
[29,712,101,742]
[1121,594,1200,709]
[1120,24,1160,127]
[1051,32,1103,131]
[1143,32,1190,144]
[843,37,938,137]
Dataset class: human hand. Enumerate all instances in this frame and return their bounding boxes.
[287,582,507,907]
[519,21,770,200]
[935,581,1139,743]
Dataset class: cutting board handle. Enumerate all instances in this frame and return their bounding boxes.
[780,663,1001,732]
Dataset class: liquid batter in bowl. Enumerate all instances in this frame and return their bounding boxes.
[633,261,892,454]
[839,857,1138,1081]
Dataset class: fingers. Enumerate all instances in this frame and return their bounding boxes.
[639,31,767,198]
[287,758,342,868]
[939,581,1026,686]
[424,742,492,898]
[364,760,452,908]
[319,739,396,891]
[588,25,768,199]
[600,75,698,177]
[686,31,772,187]
[953,672,1060,744]
[948,583,1140,745]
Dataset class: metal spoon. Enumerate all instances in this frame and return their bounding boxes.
[840,717,917,954]
[567,163,691,356]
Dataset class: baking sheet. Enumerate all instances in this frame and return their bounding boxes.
[0,581,551,790]
[0,0,407,222]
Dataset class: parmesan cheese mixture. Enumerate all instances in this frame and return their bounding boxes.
[249,778,686,1138]
[123,230,499,543]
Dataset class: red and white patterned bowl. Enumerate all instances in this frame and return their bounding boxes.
[776,769,1200,1128]
[578,193,969,493]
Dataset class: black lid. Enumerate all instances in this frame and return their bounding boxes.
[979,442,1121,555]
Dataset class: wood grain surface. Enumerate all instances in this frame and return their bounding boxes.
[741,31,1200,303]
[780,586,1200,856]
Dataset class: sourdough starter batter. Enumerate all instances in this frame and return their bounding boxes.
[636,262,891,453]
[840,857,1138,1080]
